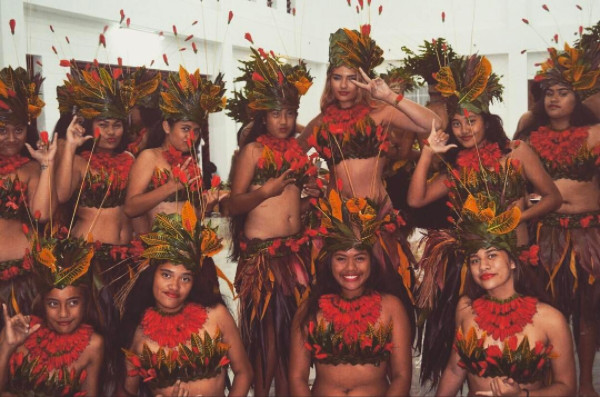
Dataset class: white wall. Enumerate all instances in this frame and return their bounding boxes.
[1,0,598,176]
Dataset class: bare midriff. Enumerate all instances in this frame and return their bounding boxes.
[332,157,387,201]
[554,178,599,214]
[311,361,388,396]
[73,206,133,245]
[244,184,302,240]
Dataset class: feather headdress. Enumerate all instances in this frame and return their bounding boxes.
[535,42,600,99]
[226,48,313,124]
[0,66,45,128]
[328,26,384,78]
[401,38,458,86]
[29,226,95,290]
[434,54,503,115]
[160,66,226,125]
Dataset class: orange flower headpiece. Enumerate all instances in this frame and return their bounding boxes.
[0,66,44,128]
[328,26,384,78]
[535,42,600,99]
[29,226,95,290]
[227,48,313,124]
[434,54,503,115]
[160,66,226,125]
[140,201,223,271]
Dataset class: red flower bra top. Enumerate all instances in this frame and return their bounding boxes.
[305,291,393,366]
[79,151,134,208]
[308,104,389,166]
[147,147,203,205]
[454,326,555,384]
[529,125,600,181]
[251,134,316,187]
[0,155,30,221]
[472,294,538,341]
[125,303,230,389]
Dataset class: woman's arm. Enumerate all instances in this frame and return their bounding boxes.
[288,304,312,397]
[123,150,185,218]
[227,143,296,216]
[407,122,455,208]
[25,134,58,221]
[55,116,93,203]
[214,304,252,397]
[384,295,412,397]
[512,141,562,223]
[82,333,104,396]
[352,68,442,135]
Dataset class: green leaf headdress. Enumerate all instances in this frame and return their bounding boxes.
[0,66,45,128]
[434,54,503,116]
[534,42,600,99]
[328,26,384,78]
[160,66,226,125]
[401,38,458,86]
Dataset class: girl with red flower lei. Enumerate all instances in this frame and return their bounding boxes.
[118,260,252,397]
[436,243,576,396]
[289,247,413,396]
[0,66,58,322]
[0,284,104,396]
[515,66,600,397]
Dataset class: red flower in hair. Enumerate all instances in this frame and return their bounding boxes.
[244,32,254,44]
[9,19,15,35]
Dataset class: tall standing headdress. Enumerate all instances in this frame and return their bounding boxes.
[0,66,45,128]
[160,66,226,125]
[380,66,417,94]
[434,54,504,116]
[401,38,458,86]
[534,42,600,99]
[226,48,313,124]
[328,26,384,78]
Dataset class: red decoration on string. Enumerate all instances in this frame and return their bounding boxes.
[192,20,198,26]
[521,18,529,24]
[49,25,54,32]
[103,25,109,33]
[126,18,131,27]
[252,72,265,82]
[579,26,583,35]
[355,5,359,13]
[360,24,371,36]
[347,0,351,6]
[378,5,382,14]
[59,59,70,67]
[441,11,446,22]
[93,59,99,68]
[553,34,558,43]
[51,46,57,54]
[211,175,221,188]
[542,4,549,11]
[9,19,15,35]
[358,0,364,9]
[292,8,296,16]
[94,127,101,139]
[185,34,193,41]
[99,33,106,47]
[117,57,123,66]
[228,11,234,24]
[244,32,254,44]
[172,25,178,36]
[192,42,198,53]
[576,5,582,11]
[150,60,155,67]
[520,49,527,54]
[112,68,122,80]
[163,53,169,66]
[35,60,43,67]
[34,210,41,220]
[0,100,10,110]
[120,9,125,23]
[40,131,49,145]
[519,245,539,266]
[462,108,470,118]
[65,36,70,44]
[159,31,163,36]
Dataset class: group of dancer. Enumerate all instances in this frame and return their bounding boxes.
[0,20,598,397]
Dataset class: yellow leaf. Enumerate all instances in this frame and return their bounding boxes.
[434,66,457,97]
[37,247,57,273]
[462,194,479,216]
[11,285,20,314]
[487,206,521,235]
[181,201,197,233]
[463,56,492,103]
[328,190,343,222]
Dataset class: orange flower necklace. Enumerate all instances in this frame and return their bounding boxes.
[141,303,208,348]
[22,316,93,370]
[319,291,382,344]
[472,294,537,341]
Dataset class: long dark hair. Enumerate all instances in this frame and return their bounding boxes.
[443,112,511,165]
[77,117,129,154]
[300,249,416,339]
[228,110,297,262]
[514,93,598,141]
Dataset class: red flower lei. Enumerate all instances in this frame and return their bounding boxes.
[80,151,134,192]
[472,294,537,341]
[455,141,503,172]
[0,155,30,175]
[22,316,93,371]
[319,291,382,344]
[160,146,202,191]
[529,125,589,167]
[141,303,208,348]
[321,104,371,135]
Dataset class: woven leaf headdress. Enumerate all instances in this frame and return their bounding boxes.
[328,26,384,78]
[535,42,600,99]
[434,54,503,115]
[160,66,226,125]
[0,66,45,128]
[401,38,458,86]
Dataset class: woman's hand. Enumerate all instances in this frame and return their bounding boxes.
[475,377,522,396]
[65,115,94,148]
[426,119,457,154]
[302,178,322,198]
[261,169,295,199]
[351,68,395,103]
[1,304,40,352]
[169,157,201,190]
[202,188,220,213]
[155,380,203,397]
[26,133,58,168]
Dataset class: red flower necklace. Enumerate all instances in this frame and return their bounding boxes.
[0,155,30,175]
[319,291,382,344]
[321,104,371,135]
[80,151,134,191]
[141,303,208,348]
[529,125,589,168]
[455,140,503,172]
[23,316,93,371]
[472,294,537,341]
